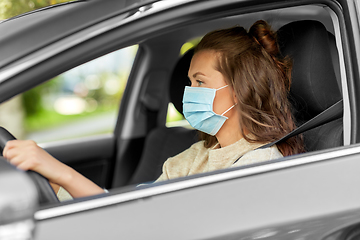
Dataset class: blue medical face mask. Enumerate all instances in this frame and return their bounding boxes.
[182,85,236,136]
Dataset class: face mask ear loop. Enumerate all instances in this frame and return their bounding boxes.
[221,103,237,116]
[215,85,228,91]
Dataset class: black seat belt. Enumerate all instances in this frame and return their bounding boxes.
[233,99,343,164]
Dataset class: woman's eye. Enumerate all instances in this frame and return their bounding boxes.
[196,80,203,86]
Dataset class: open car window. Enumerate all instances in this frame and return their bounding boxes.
[0,45,138,143]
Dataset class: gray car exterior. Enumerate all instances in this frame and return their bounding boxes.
[1,0,360,239]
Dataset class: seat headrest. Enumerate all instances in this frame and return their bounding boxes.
[277,20,342,122]
[169,48,194,115]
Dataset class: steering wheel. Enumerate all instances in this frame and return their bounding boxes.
[0,127,59,205]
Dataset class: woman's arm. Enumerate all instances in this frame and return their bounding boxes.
[3,140,104,198]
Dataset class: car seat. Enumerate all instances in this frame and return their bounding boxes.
[277,20,343,151]
[128,49,198,185]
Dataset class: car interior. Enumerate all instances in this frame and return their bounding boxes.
[0,2,346,205]
[125,17,343,186]
[108,4,344,189]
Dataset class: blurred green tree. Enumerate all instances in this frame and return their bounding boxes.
[0,0,74,116]
[0,0,75,134]
[0,0,137,140]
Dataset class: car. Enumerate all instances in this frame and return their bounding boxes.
[0,0,360,239]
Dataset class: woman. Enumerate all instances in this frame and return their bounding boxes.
[155,20,304,182]
[3,20,304,200]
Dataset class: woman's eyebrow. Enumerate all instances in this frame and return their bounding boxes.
[192,72,206,78]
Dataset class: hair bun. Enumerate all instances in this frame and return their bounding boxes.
[249,20,279,57]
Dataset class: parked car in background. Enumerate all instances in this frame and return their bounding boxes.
[1,0,360,239]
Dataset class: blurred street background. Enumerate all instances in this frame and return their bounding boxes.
[0,0,141,143]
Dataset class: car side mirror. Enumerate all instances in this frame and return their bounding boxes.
[0,156,38,239]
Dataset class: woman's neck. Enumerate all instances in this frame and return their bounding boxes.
[216,131,243,148]
[215,113,243,148]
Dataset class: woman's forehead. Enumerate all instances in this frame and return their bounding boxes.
[188,50,219,77]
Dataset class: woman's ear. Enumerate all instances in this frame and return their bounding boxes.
[232,88,238,104]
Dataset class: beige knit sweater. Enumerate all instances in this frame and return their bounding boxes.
[155,138,283,182]
[57,138,283,201]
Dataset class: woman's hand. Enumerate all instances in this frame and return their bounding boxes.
[3,139,105,198]
[3,140,68,184]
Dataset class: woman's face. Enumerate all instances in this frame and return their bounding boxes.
[188,50,236,117]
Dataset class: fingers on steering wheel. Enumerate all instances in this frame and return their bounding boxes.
[2,140,16,157]
[16,161,33,171]
[3,141,29,167]
[3,145,16,161]
[7,155,24,167]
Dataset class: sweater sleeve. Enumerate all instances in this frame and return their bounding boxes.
[57,186,73,201]
[154,163,170,182]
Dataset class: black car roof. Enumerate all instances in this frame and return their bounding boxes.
[0,0,160,69]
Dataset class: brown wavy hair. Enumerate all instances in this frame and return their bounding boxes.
[195,20,304,156]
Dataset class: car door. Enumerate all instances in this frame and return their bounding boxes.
[33,144,360,240]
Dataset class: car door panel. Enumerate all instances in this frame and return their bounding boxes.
[41,134,115,189]
[34,144,360,239]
